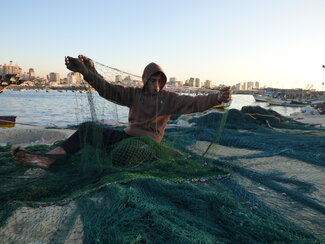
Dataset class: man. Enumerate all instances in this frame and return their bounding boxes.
[13,55,231,168]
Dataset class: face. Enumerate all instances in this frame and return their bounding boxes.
[146,73,162,94]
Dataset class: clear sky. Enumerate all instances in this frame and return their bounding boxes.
[1,0,325,90]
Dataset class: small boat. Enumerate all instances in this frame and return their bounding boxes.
[0,116,16,128]
[253,94,269,102]
[267,97,289,106]
[267,97,313,107]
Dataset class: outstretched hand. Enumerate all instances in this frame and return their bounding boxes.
[64,56,89,76]
[218,86,232,103]
[78,55,95,71]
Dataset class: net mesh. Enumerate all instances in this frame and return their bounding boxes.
[0,61,324,243]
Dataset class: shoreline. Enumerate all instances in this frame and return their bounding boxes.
[0,126,75,147]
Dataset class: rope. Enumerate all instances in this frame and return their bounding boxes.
[244,113,281,121]
[201,108,229,158]
[93,61,142,79]
[0,119,39,127]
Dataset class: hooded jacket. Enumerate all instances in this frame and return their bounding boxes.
[83,63,223,142]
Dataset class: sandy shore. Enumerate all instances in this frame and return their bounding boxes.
[289,112,325,127]
[0,125,324,243]
[0,126,76,147]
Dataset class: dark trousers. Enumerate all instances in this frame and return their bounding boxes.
[60,122,130,155]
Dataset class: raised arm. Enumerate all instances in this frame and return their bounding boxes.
[166,87,231,115]
[65,55,136,107]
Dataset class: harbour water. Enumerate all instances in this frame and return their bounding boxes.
[0,90,302,128]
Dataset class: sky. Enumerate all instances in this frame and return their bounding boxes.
[1,0,325,90]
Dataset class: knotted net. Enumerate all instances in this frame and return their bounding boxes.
[0,61,324,243]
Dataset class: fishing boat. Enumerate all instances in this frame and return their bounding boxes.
[0,116,16,128]
[253,94,269,102]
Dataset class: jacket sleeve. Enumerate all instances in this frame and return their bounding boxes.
[82,71,136,107]
[166,92,222,115]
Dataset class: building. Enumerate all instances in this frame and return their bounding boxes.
[204,80,213,89]
[20,72,30,80]
[29,68,35,80]
[2,61,22,75]
[123,76,132,85]
[67,72,82,85]
[247,81,254,90]
[168,77,177,87]
[115,75,122,83]
[188,77,195,87]
[255,81,260,89]
[48,72,60,84]
[195,78,201,88]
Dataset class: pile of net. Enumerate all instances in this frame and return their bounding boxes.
[0,106,324,243]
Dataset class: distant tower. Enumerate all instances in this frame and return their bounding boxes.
[247,81,254,90]
[49,72,60,83]
[255,81,260,89]
[195,78,201,88]
[29,68,35,80]
[169,77,177,87]
[67,72,82,85]
[242,82,247,90]
[204,80,212,89]
[189,77,195,87]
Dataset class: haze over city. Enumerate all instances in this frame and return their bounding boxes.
[1,0,325,90]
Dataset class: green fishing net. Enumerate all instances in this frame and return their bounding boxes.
[0,60,324,243]
[1,106,324,243]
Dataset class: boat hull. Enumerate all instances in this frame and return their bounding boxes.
[0,116,16,128]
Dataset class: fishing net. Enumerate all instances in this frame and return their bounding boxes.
[0,61,324,243]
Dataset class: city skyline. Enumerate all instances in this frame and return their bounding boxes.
[1,0,325,90]
[0,61,260,89]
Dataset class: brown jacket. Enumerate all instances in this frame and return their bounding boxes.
[84,63,223,142]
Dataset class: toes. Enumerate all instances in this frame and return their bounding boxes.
[11,146,20,156]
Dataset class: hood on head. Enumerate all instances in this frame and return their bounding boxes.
[142,62,167,90]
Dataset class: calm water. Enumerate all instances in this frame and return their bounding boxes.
[0,90,301,128]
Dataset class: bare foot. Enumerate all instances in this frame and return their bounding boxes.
[12,147,55,169]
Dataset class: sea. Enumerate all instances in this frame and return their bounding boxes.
[0,90,302,128]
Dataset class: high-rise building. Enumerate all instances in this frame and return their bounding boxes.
[240,82,247,90]
[168,77,177,87]
[67,72,82,85]
[169,77,176,83]
[204,80,212,89]
[255,81,260,89]
[2,61,22,75]
[0,65,3,75]
[189,77,195,87]
[49,72,60,83]
[195,78,201,88]
[247,81,254,90]
[28,68,35,80]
